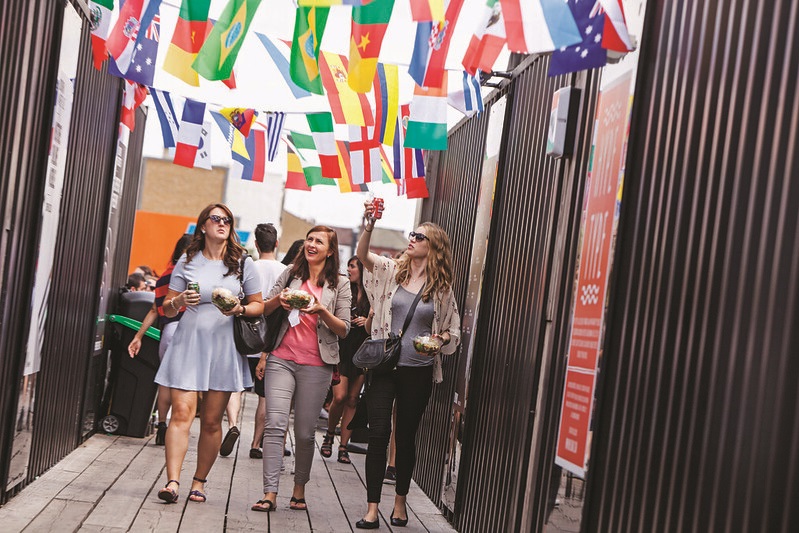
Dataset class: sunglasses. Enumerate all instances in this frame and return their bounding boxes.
[409,231,429,242]
[208,214,232,225]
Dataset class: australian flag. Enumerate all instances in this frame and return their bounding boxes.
[110,14,160,86]
[548,0,607,76]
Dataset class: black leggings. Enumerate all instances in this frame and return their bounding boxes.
[365,365,434,503]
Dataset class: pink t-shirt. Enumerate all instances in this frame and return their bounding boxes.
[272,280,326,366]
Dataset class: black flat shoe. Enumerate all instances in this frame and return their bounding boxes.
[390,511,408,527]
[355,518,380,529]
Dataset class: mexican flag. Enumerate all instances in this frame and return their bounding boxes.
[89,0,114,70]
[462,0,506,75]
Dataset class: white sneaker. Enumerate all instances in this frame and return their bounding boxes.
[319,408,329,420]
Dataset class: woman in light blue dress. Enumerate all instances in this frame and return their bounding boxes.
[154,204,264,504]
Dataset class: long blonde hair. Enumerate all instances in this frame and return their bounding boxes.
[395,222,453,302]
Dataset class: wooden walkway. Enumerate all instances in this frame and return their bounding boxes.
[0,393,455,532]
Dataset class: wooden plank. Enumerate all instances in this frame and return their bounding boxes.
[82,442,165,529]
[57,438,144,504]
[129,417,201,533]
[224,393,272,533]
[0,469,80,531]
[53,435,118,474]
[22,498,94,532]
[404,480,456,532]
[305,433,353,532]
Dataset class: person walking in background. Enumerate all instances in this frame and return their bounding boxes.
[154,204,264,505]
[354,204,461,529]
[242,222,286,459]
[281,239,305,266]
[320,256,370,465]
[128,233,193,445]
[251,226,351,513]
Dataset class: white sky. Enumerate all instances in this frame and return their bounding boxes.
[141,0,505,232]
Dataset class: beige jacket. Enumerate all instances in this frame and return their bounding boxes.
[362,253,461,383]
[266,267,352,365]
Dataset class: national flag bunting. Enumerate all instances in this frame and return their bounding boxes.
[211,111,249,160]
[320,52,374,126]
[447,70,484,117]
[408,0,465,88]
[348,126,381,184]
[107,0,162,74]
[174,98,208,167]
[403,175,430,198]
[109,14,161,86]
[599,0,634,52]
[150,88,179,148]
[290,6,330,94]
[163,0,211,86]
[373,63,398,145]
[255,33,312,99]
[348,0,395,93]
[336,140,369,193]
[231,129,266,181]
[193,0,263,81]
[410,0,444,22]
[306,112,341,178]
[289,132,337,186]
[120,81,148,131]
[393,104,425,179]
[549,0,607,76]
[286,144,312,191]
[405,80,448,151]
[379,146,395,185]
[220,107,258,137]
[89,0,114,70]
[462,0,506,76]
[264,112,286,162]
[501,0,581,53]
[298,0,371,5]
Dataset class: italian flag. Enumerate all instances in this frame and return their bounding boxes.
[306,112,341,179]
[462,0,507,76]
[89,0,114,70]
[404,79,448,151]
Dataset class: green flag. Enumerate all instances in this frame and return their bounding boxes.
[192,0,262,81]
[290,6,330,95]
[290,132,337,186]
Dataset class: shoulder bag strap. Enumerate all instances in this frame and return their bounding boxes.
[398,289,424,337]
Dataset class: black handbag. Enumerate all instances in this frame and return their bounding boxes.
[232,255,268,354]
[352,289,423,374]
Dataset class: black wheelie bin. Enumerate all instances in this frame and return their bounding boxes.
[99,290,161,437]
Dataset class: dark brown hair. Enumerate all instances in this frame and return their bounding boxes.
[184,204,244,276]
[288,225,340,287]
[348,256,370,316]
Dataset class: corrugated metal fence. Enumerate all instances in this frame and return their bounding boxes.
[415,55,601,532]
[585,1,799,531]
[0,1,146,500]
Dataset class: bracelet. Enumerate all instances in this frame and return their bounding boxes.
[238,304,246,317]
[363,227,373,232]
[170,298,178,311]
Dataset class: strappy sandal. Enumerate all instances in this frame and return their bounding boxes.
[337,446,351,464]
[320,432,334,458]
[251,498,276,512]
[157,480,179,503]
[188,476,207,503]
[289,496,307,510]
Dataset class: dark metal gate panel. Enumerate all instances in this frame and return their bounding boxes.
[412,102,491,502]
[0,0,63,501]
[585,1,799,532]
[26,17,126,480]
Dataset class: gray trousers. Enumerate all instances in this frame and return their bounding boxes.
[262,356,332,493]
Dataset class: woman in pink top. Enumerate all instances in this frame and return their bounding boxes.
[252,226,351,513]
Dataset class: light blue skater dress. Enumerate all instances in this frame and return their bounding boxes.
[155,252,261,391]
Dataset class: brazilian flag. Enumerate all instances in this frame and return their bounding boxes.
[290,6,330,95]
[193,0,262,81]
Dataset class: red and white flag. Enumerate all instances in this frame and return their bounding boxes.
[348,126,381,184]
[599,0,634,52]
[120,81,147,131]
[174,99,211,169]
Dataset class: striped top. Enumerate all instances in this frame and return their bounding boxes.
[155,263,184,327]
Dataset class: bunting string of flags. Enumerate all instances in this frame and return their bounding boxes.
[88,0,634,195]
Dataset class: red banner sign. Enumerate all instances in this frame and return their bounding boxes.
[555,71,632,477]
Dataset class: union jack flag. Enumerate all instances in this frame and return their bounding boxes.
[146,15,160,41]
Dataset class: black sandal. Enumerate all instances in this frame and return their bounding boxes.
[188,476,207,503]
[320,433,334,458]
[290,496,307,510]
[251,498,276,512]
[337,446,351,464]
[157,479,179,503]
